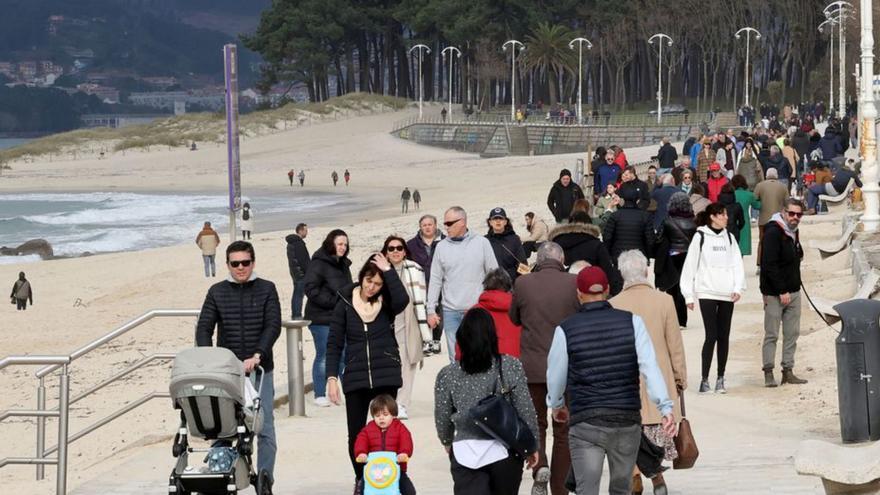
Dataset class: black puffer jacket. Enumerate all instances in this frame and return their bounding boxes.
[196,277,282,371]
[303,249,353,325]
[549,222,622,295]
[486,225,526,282]
[654,215,697,291]
[719,191,746,243]
[602,200,655,260]
[618,179,651,210]
[547,180,586,222]
[760,219,803,296]
[327,268,409,393]
[285,234,310,280]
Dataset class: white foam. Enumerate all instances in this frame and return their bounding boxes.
[0,254,42,265]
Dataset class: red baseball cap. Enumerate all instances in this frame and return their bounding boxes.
[708,162,721,171]
[576,266,609,294]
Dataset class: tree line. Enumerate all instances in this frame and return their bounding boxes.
[244,0,877,111]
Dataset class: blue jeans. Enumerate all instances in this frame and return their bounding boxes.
[309,325,344,398]
[291,280,305,318]
[442,309,466,362]
[252,370,276,480]
[202,255,215,277]
[806,183,830,211]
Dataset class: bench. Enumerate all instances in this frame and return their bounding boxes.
[809,269,880,324]
[808,222,858,259]
[818,178,856,213]
[795,439,880,494]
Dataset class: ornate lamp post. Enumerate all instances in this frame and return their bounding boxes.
[819,18,838,116]
[648,33,673,123]
[735,27,762,110]
[569,37,592,124]
[824,1,854,117]
[441,46,462,120]
[409,44,431,120]
[502,40,525,121]
[857,0,879,231]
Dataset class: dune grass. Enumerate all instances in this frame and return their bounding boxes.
[0,93,407,163]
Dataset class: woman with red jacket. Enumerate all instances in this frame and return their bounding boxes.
[611,145,628,170]
[455,268,522,359]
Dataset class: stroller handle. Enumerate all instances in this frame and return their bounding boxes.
[245,365,266,396]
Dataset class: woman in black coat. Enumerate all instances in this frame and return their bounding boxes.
[718,184,745,244]
[326,253,409,487]
[654,192,697,328]
[602,186,655,261]
[303,229,352,406]
[485,207,526,282]
[548,211,623,295]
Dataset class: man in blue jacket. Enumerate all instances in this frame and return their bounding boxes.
[196,241,282,489]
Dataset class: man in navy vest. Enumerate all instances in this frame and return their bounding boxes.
[546,266,675,495]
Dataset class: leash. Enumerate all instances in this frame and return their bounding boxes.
[799,282,840,334]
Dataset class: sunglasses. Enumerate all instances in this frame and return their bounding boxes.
[229,259,253,268]
[444,218,463,228]
[386,245,405,252]
[785,210,804,218]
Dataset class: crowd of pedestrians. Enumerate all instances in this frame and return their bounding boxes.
[187,117,849,495]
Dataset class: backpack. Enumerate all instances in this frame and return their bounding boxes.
[242,208,250,221]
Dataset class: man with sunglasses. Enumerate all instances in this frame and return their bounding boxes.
[196,240,282,491]
[759,198,807,388]
[426,206,499,362]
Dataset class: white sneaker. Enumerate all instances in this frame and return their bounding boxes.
[314,396,331,408]
[398,405,408,420]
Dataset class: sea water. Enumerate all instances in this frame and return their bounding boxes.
[0,191,340,263]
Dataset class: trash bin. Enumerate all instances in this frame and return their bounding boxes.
[833,299,880,443]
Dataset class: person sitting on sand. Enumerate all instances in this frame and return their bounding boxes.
[10,272,33,311]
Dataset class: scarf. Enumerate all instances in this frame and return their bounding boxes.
[352,287,382,323]
[769,212,798,241]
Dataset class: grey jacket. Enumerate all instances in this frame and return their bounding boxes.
[434,355,539,446]
[426,230,498,313]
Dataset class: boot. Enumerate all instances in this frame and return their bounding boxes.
[631,474,643,495]
[764,369,778,388]
[651,473,668,495]
[782,368,808,385]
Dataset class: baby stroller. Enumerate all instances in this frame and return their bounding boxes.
[167,347,270,495]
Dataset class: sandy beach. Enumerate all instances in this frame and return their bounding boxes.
[0,106,854,493]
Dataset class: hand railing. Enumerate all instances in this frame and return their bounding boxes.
[392,111,712,132]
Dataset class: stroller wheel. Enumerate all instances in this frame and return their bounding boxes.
[255,469,272,495]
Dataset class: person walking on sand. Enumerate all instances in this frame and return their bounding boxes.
[285,223,310,319]
[412,189,421,210]
[610,250,687,495]
[407,215,446,355]
[509,242,580,495]
[426,206,499,362]
[344,169,351,186]
[240,202,254,240]
[679,203,745,394]
[754,168,789,273]
[546,266,675,495]
[485,207,527,283]
[298,170,305,187]
[288,169,294,186]
[761,198,808,387]
[196,241,281,489]
[195,221,221,277]
[332,170,339,187]
[10,272,33,310]
[401,187,412,214]
[547,169,586,224]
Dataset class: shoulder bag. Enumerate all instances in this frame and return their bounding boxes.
[469,356,537,459]
[673,392,699,469]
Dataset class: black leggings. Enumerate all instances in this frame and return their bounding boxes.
[664,254,688,327]
[345,386,398,480]
[450,450,523,495]
[699,299,734,379]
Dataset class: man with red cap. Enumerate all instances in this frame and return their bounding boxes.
[546,266,675,495]
[703,162,729,203]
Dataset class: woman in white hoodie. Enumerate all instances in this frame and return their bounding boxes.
[679,202,745,395]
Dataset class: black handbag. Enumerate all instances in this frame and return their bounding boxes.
[469,356,537,459]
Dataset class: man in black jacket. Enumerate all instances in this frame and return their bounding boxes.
[196,241,282,486]
[760,199,807,388]
[655,137,678,171]
[547,168,585,223]
[285,223,310,318]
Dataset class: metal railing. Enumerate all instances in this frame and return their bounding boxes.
[392,112,713,133]
[0,308,313,495]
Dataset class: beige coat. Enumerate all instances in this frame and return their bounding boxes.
[195,228,220,256]
[522,216,550,243]
[610,283,687,424]
[394,260,428,364]
[754,178,789,226]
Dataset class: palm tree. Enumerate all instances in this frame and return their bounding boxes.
[521,23,577,107]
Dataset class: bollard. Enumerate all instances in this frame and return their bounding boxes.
[833,299,880,443]
[283,320,310,417]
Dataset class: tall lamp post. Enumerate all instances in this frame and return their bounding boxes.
[441,46,462,120]
[735,27,762,110]
[648,33,673,123]
[825,1,853,117]
[858,0,879,231]
[569,37,593,124]
[409,44,431,120]
[502,39,524,121]
[819,18,838,116]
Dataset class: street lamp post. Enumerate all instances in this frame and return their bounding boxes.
[441,46,462,120]
[569,37,593,124]
[858,0,879,231]
[825,1,853,117]
[409,44,431,120]
[735,27,762,110]
[819,18,838,117]
[648,33,673,124]
[502,40,524,121]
